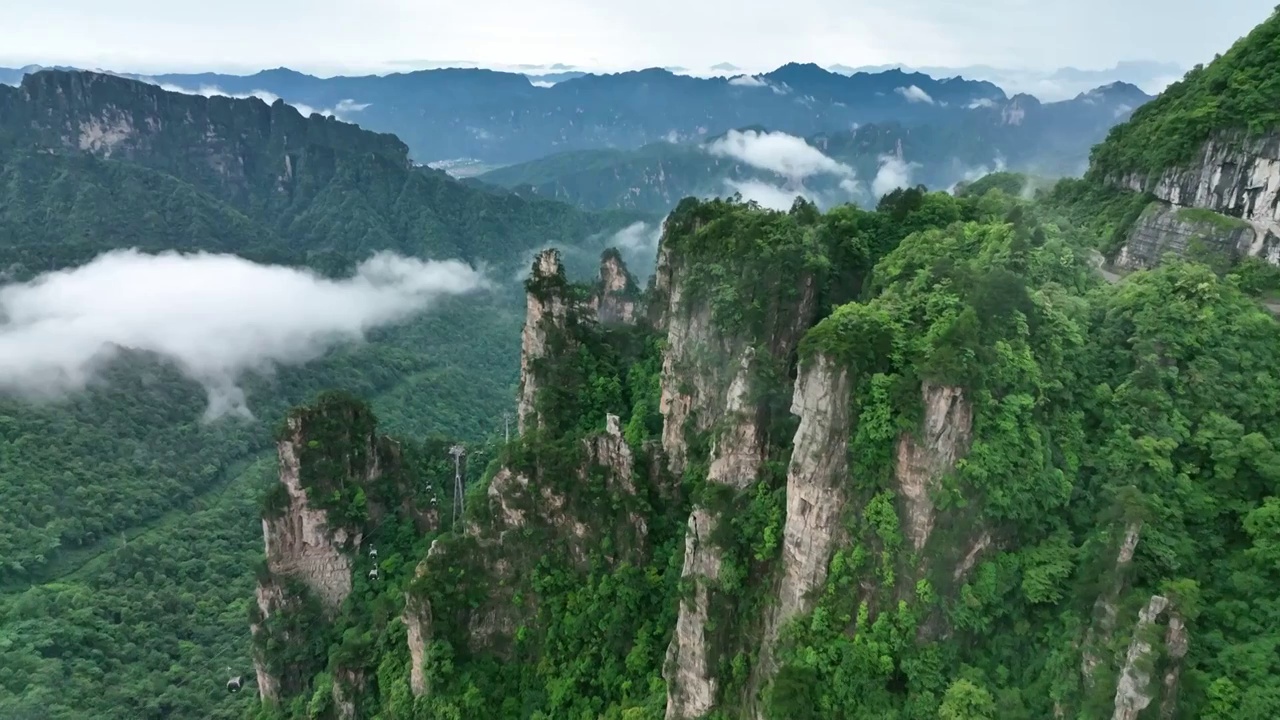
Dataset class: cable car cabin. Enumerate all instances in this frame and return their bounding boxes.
[227,676,243,693]
[368,548,378,560]
[368,568,379,581]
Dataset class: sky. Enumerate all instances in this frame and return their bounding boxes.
[0,1,1273,78]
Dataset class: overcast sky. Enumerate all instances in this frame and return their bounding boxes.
[1,1,1272,77]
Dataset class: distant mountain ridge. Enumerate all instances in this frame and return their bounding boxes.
[478,80,1152,214]
[0,62,1139,166]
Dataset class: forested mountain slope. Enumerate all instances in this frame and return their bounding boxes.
[479,83,1148,215]
[247,185,1280,720]
[0,70,639,719]
[236,15,1280,719]
[1047,9,1280,273]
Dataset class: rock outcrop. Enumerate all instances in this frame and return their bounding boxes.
[896,383,973,553]
[1082,521,1143,686]
[591,250,641,325]
[658,221,821,719]
[403,562,433,698]
[1117,130,1280,266]
[1116,202,1260,270]
[261,415,362,609]
[332,668,365,720]
[752,355,852,694]
[1112,595,1186,720]
[250,397,399,706]
[407,251,655,664]
[518,249,572,434]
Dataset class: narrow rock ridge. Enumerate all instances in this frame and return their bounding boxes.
[1082,520,1143,686]
[591,250,641,325]
[1159,613,1188,719]
[250,581,287,702]
[1119,130,1280,265]
[518,249,571,434]
[403,561,432,698]
[1112,595,1184,720]
[896,382,973,553]
[751,355,853,706]
[1116,202,1261,270]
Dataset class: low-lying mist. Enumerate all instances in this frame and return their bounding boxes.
[0,249,488,419]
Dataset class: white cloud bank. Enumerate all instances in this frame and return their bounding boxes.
[155,82,369,119]
[894,85,935,104]
[872,154,920,198]
[706,129,856,183]
[0,250,486,419]
[611,221,662,256]
[706,129,864,210]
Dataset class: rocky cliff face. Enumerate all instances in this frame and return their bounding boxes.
[1117,202,1260,270]
[402,562,433,698]
[1111,595,1186,720]
[753,355,852,689]
[658,225,821,719]
[403,249,658,680]
[518,249,573,434]
[591,250,641,324]
[2,70,410,193]
[896,383,974,553]
[250,394,426,710]
[1116,130,1280,266]
[252,412,371,699]
[261,416,362,609]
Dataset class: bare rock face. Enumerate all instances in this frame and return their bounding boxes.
[591,251,640,325]
[403,562,433,698]
[252,403,385,703]
[896,383,973,552]
[659,236,820,719]
[1116,202,1260,270]
[655,243,719,478]
[518,249,571,435]
[753,356,852,692]
[1112,595,1171,720]
[1118,130,1280,266]
[1159,613,1189,719]
[664,507,722,719]
[251,581,287,702]
[262,416,363,609]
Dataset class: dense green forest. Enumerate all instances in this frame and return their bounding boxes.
[0,70,640,718]
[253,177,1280,719]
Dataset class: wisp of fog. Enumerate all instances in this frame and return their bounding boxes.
[0,249,487,419]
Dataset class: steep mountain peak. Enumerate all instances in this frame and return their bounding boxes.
[1074,80,1151,104]
[763,62,837,83]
